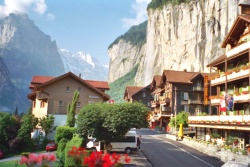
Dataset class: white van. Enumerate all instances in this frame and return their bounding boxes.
[86,131,138,154]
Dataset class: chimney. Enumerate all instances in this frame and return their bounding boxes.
[239,0,250,14]
[183,69,187,72]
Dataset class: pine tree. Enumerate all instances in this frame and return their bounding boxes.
[66,91,80,127]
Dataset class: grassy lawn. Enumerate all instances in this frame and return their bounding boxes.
[0,160,26,167]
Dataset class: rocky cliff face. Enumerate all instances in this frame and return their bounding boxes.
[0,13,64,81]
[0,13,65,113]
[108,0,240,85]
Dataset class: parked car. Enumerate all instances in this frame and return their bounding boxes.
[0,150,4,159]
[46,142,57,152]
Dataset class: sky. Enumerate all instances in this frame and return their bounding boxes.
[0,0,151,65]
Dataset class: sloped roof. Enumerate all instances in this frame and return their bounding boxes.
[29,76,55,89]
[30,72,110,100]
[150,75,162,88]
[206,55,226,67]
[221,15,250,48]
[84,80,109,90]
[29,73,109,90]
[124,86,144,99]
[162,70,198,84]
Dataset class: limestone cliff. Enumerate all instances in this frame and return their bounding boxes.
[108,0,240,85]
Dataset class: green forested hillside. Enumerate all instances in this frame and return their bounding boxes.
[108,21,147,49]
[107,65,139,103]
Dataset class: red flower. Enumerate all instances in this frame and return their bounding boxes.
[124,154,131,163]
[20,156,29,165]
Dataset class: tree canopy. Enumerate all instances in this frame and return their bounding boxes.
[39,115,56,139]
[76,102,150,143]
[168,111,189,128]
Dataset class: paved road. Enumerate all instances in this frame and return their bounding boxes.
[136,129,224,167]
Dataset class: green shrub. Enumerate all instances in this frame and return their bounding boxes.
[56,138,69,167]
[64,134,84,167]
[54,126,76,144]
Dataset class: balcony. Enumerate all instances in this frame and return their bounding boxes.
[211,68,250,86]
[210,92,250,105]
[193,86,204,91]
[151,101,156,107]
[188,99,203,104]
[159,96,170,105]
[36,91,49,100]
[188,115,250,125]
[161,111,172,116]
[226,41,250,58]
[161,106,171,112]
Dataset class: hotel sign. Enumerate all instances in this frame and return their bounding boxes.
[204,76,209,105]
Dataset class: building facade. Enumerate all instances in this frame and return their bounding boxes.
[27,72,110,139]
[188,2,250,149]
[149,70,209,132]
[124,85,153,108]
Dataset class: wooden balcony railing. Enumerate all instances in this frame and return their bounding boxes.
[188,115,250,124]
[36,91,49,100]
[161,111,172,116]
[188,99,203,104]
[193,86,204,91]
[211,67,250,85]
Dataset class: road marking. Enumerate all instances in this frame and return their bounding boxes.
[152,136,215,167]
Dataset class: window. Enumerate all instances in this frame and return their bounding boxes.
[147,101,151,107]
[40,101,45,108]
[77,102,81,107]
[78,87,81,92]
[182,92,189,100]
[59,101,63,106]
[33,101,36,108]
[66,87,70,92]
[142,92,146,97]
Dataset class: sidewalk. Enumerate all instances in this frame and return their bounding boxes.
[126,150,152,167]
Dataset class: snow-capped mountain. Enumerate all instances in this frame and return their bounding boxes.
[58,49,109,81]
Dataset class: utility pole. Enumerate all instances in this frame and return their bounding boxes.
[175,86,177,136]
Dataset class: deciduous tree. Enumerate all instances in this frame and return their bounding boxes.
[39,115,56,139]
[77,102,150,144]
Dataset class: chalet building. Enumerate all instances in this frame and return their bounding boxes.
[27,72,110,139]
[124,85,153,109]
[149,70,209,131]
[188,2,250,149]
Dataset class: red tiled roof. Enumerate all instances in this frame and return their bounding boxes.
[85,80,109,90]
[29,76,55,89]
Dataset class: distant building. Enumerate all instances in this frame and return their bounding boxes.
[27,71,110,140]
[149,70,209,132]
[124,85,153,109]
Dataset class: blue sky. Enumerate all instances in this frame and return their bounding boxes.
[0,0,150,65]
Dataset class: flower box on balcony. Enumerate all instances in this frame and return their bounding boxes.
[226,70,233,75]
[241,65,249,71]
